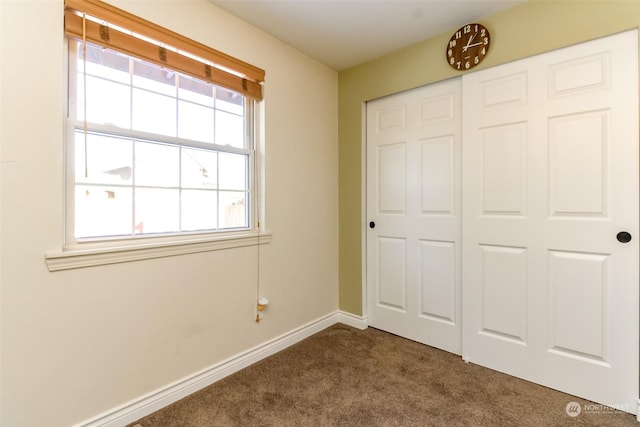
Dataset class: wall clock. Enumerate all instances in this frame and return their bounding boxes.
[446,23,490,71]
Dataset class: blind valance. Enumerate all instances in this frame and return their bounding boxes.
[64,0,264,100]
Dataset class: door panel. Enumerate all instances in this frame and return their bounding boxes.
[420,136,454,214]
[549,250,608,361]
[462,30,638,412]
[549,112,607,216]
[479,244,528,343]
[367,78,462,355]
[377,143,407,213]
[377,237,407,311]
[419,240,456,323]
[480,124,527,215]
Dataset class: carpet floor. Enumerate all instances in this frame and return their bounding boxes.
[130,324,637,426]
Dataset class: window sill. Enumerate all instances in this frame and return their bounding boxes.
[45,231,272,272]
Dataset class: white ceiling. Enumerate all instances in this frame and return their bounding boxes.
[209,0,526,70]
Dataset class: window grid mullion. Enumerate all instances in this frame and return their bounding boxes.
[70,121,251,156]
[214,150,218,231]
[129,56,137,237]
[176,74,183,233]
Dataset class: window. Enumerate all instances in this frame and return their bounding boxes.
[69,41,252,240]
[63,0,265,244]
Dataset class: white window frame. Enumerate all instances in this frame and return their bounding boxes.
[45,39,270,272]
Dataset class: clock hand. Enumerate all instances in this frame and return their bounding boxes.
[462,33,476,52]
[465,42,484,49]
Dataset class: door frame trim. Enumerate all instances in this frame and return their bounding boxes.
[360,100,369,322]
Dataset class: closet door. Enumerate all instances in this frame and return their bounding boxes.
[366,78,462,354]
[462,30,638,412]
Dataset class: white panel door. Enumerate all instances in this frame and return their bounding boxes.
[462,30,639,412]
[367,78,462,354]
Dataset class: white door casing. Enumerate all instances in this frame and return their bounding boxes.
[366,78,462,355]
[462,30,639,412]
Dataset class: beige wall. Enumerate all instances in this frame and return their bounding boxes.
[338,0,640,315]
[0,1,338,425]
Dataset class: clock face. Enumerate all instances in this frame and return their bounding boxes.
[446,23,490,71]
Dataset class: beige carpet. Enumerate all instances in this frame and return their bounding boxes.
[130,324,637,426]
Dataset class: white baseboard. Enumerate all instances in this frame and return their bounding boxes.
[337,310,368,330]
[75,310,367,427]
